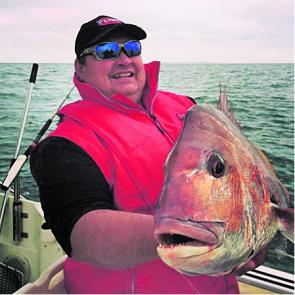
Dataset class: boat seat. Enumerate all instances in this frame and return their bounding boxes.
[14,256,67,294]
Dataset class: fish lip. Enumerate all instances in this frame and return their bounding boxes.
[154,217,225,248]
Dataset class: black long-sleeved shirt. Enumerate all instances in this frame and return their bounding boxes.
[30,137,115,255]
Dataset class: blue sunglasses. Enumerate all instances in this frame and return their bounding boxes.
[80,40,142,60]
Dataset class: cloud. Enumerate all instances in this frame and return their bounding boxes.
[0,0,293,63]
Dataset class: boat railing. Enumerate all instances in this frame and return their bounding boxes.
[238,264,294,294]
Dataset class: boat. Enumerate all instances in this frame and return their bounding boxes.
[0,191,64,293]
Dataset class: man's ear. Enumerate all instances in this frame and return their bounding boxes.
[75,59,85,81]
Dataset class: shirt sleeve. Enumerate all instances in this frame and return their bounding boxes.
[30,136,115,256]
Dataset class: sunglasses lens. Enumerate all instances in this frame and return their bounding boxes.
[124,41,141,57]
[95,43,120,60]
[93,41,141,60]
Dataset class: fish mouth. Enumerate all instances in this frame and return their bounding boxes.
[154,217,225,253]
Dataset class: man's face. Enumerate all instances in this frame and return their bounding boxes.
[75,34,146,104]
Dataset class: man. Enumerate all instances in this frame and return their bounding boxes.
[31,15,247,293]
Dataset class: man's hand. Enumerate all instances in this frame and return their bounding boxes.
[234,247,268,276]
[71,210,158,269]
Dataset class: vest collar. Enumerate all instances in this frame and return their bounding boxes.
[73,61,160,112]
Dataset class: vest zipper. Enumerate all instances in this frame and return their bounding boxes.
[150,113,164,134]
[150,113,174,144]
[149,92,175,145]
[113,101,175,145]
[103,93,175,145]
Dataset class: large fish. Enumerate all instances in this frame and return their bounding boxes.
[154,87,294,276]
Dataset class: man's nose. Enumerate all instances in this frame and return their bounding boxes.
[117,50,131,64]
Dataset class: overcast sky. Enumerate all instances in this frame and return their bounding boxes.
[0,0,293,63]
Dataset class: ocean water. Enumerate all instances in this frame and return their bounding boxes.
[0,63,293,274]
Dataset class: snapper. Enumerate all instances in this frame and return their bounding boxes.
[154,87,294,276]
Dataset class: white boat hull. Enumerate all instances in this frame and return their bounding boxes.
[0,191,64,292]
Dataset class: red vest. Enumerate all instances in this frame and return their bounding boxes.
[49,61,239,293]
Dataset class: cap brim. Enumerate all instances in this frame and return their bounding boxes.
[87,23,147,47]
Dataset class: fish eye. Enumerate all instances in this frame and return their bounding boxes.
[207,152,226,178]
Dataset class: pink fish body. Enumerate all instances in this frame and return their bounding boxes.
[154,89,294,276]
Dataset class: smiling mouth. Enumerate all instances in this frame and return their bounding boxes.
[112,72,134,79]
[154,217,225,250]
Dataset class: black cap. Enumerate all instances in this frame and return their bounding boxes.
[75,15,147,57]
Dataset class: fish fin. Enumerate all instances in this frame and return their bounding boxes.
[228,111,241,129]
[217,83,229,114]
[273,205,294,242]
[217,84,240,129]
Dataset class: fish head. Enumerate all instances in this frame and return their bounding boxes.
[154,103,292,275]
